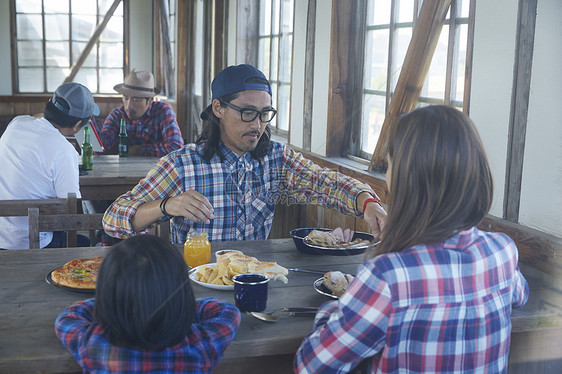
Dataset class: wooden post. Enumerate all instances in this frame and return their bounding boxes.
[63,0,122,83]
[368,0,451,172]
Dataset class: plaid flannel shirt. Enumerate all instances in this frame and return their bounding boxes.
[55,297,241,373]
[99,101,184,157]
[294,227,529,374]
[103,141,374,243]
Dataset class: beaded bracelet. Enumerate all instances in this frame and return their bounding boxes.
[159,196,171,216]
[362,197,380,214]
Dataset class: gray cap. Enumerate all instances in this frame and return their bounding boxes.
[52,82,100,118]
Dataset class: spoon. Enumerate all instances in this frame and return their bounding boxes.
[249,307,318,322]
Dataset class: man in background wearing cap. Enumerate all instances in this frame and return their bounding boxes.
[0,82,98,249]
[103,64,386,244]
[99,69,184,157]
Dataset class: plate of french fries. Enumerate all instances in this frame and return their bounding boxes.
[188,251,289,290]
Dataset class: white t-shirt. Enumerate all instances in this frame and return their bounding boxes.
[0,115,81,249]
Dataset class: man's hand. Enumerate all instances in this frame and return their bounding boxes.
[165,190,214,224]
[363,202,386,240]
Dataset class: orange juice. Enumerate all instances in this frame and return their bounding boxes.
[184,230,211,267]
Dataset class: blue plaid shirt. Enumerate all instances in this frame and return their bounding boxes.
[294,227,529,373]
[104,141,374,243]
[55,297,240,373]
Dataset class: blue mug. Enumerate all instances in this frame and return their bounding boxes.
[233,274,269,312]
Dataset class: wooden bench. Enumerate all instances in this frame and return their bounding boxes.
[479,215,562,373]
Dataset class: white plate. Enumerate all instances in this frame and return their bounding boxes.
[313,278,338,299]
[189,263,234,291]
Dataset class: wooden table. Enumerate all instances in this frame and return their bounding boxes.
[0,239,558,373]
[0,239,365,373]
[79,155,159,200]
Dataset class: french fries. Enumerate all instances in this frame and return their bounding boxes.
[193,251,288,285]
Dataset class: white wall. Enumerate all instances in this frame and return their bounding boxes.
[518,0,562,235]
[471,0,562,237]
[470,0,518,219]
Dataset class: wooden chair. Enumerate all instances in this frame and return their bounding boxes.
[28,210,105,249]
[0,193,78,217]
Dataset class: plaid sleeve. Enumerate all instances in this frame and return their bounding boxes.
[294,264,392,373]
[142,103,184,157]
[193,298,241,365]
[281,146,374,216]
[103,155,183,238]
[99,108,122,151]
[54,298,96,366]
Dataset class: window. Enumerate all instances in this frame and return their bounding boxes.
[258,0,294,137]
[359,0,473,159]
[14,0,125,94]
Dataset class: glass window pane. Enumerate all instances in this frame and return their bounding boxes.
[99,68,123,93]
[397,0,414,23]
[99,0,123,16]
[45,15,69,40]
[99,42,123,68]
[258,38,271,78]
[282,0,294,32]
[270,82,278,127]
[391,27,412,91]
[277,84,290,131]
[272,0,280,35]
[279,34,292,81]
[453,24,468,102]
[270,37,279,81]
[72,42,97,67]
[73,14,96,41]
[423,25,449,100]
[459,0,470,17]
[194,0,204,96]
[74,68,98,92]
[44,0,69,13]
[18,68,44,93]
[260,0,272,35]
[364,29,389,91]
[367,0,391,26]
[361,94,386,154]
[17,14,43,39]
[46,41,70,67]
[100,16,123,42]
[18,41,44,66]
[72,0,96,15]
[46,67,69,92]
[16,0,42,13]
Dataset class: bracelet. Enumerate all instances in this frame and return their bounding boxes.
[362,197,380,214]
[159,196,171,217]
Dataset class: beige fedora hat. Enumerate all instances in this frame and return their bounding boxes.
[113,69,161,97]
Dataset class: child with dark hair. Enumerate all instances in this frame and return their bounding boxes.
[55,235,240,373]
[294,105,529,373]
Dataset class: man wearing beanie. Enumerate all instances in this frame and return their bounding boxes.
[0,82,99,249]
[104,64,387,244]
[99,69,184,157]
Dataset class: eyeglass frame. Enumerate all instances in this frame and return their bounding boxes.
[219,100,277,123]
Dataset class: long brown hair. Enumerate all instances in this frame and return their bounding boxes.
[372,105,493,257]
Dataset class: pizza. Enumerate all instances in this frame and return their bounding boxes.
[50,257,103,289]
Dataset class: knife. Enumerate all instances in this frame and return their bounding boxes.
[288,268,326,275]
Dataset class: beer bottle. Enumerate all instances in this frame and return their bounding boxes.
[82,125,93,170]
[118,118,129,157]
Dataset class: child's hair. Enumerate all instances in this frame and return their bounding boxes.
[94,234,196,350]
[373,105,493,256]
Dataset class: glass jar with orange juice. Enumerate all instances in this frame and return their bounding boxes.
[183,229,211,267]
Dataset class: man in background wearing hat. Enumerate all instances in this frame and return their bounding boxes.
[99,69,184,157]
[103,64,386,244]
[0,82,98,249]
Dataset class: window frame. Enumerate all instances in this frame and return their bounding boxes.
[11,0,128,95]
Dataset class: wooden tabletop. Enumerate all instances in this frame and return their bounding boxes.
[79,155,159,200]
[0,239,365,373]
[0,238,558,373]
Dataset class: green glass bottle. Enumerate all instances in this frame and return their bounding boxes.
[82,125,93,170]
[118,118,129,157]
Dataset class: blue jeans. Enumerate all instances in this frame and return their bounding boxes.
[45,231,91,248]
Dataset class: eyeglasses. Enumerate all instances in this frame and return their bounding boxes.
[221,101,277,123]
